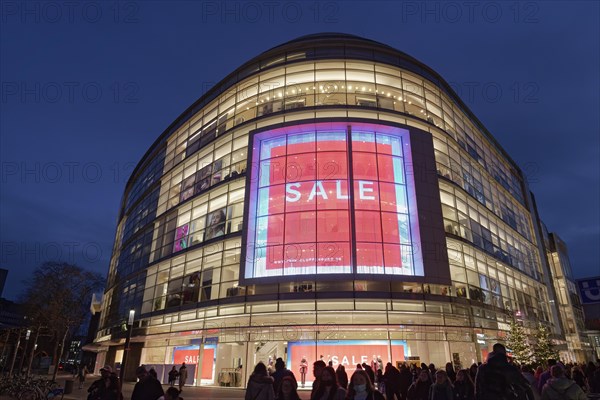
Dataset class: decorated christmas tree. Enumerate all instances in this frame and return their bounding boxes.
[506,319,533,365]
[533,323,559,365]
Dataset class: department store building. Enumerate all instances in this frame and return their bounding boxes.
[93,34,591,385]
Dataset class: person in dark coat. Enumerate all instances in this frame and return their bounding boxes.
[277,376,301,400]
[346,369,384,400]
[272,358,297,395]
[445,362,456,383]
[168,366,179,386]
[131,366,164,400]
[87,366,119,400]
[407,369,432,400]
[429,370,453,400]
[468,364,478,383]
[537,359,557,393]
[571,366,588,392]
[475,343,533,400]
[429,364,437,378]
[383,363,402,400]
[311,366,346,400]
[541,364,587,400]
[453,369,474,400]
[178,363,188,391]
[245,362,275,400]
[164,387,182,400]
[336,364,349,390]
[76,364,88,389]
[311,360,327,398]
[590,365,600,393]
[375,369,384,394]
[398,364,413,399]
[584,362,597,382]
[361,364,375,390]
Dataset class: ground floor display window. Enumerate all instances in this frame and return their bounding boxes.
[137,333,484,387]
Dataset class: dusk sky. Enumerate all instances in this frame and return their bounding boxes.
[1,1,598,301]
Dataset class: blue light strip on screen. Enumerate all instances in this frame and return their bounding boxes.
[382,134,404,275]
[255,141,273,277]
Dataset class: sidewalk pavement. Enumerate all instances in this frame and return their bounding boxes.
[1,381,252,400]
[0,373,312,400]
[61,381,252,400]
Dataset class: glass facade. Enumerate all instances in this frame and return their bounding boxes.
[543,230,591,362]
[95,34,582,384]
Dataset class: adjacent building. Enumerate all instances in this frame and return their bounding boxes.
[0,268,7,298]
[577,276,600,360]
[93,33,589,384]
[541,228,593,362]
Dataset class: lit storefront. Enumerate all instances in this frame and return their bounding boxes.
[94,34,574,384]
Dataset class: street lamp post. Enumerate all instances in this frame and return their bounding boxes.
[8,328,22,376]
[0,330,11,374]
[26,326,41,376]
[17,329,31,375]
[119,309,135,386]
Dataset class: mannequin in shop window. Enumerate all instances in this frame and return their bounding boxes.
[299,358,308,388]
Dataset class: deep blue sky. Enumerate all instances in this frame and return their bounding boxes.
[1,1,598,301]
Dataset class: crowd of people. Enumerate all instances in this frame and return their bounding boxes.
[246,344,600,400]
[85,364,186,400]
[71,347,600,400]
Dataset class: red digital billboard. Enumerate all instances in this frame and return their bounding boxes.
[173,345,216,380]
[243,122,423,280]
[286,340,406,376]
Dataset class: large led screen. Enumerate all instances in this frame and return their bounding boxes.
[243,122,423,280]
[286,340,407,377]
